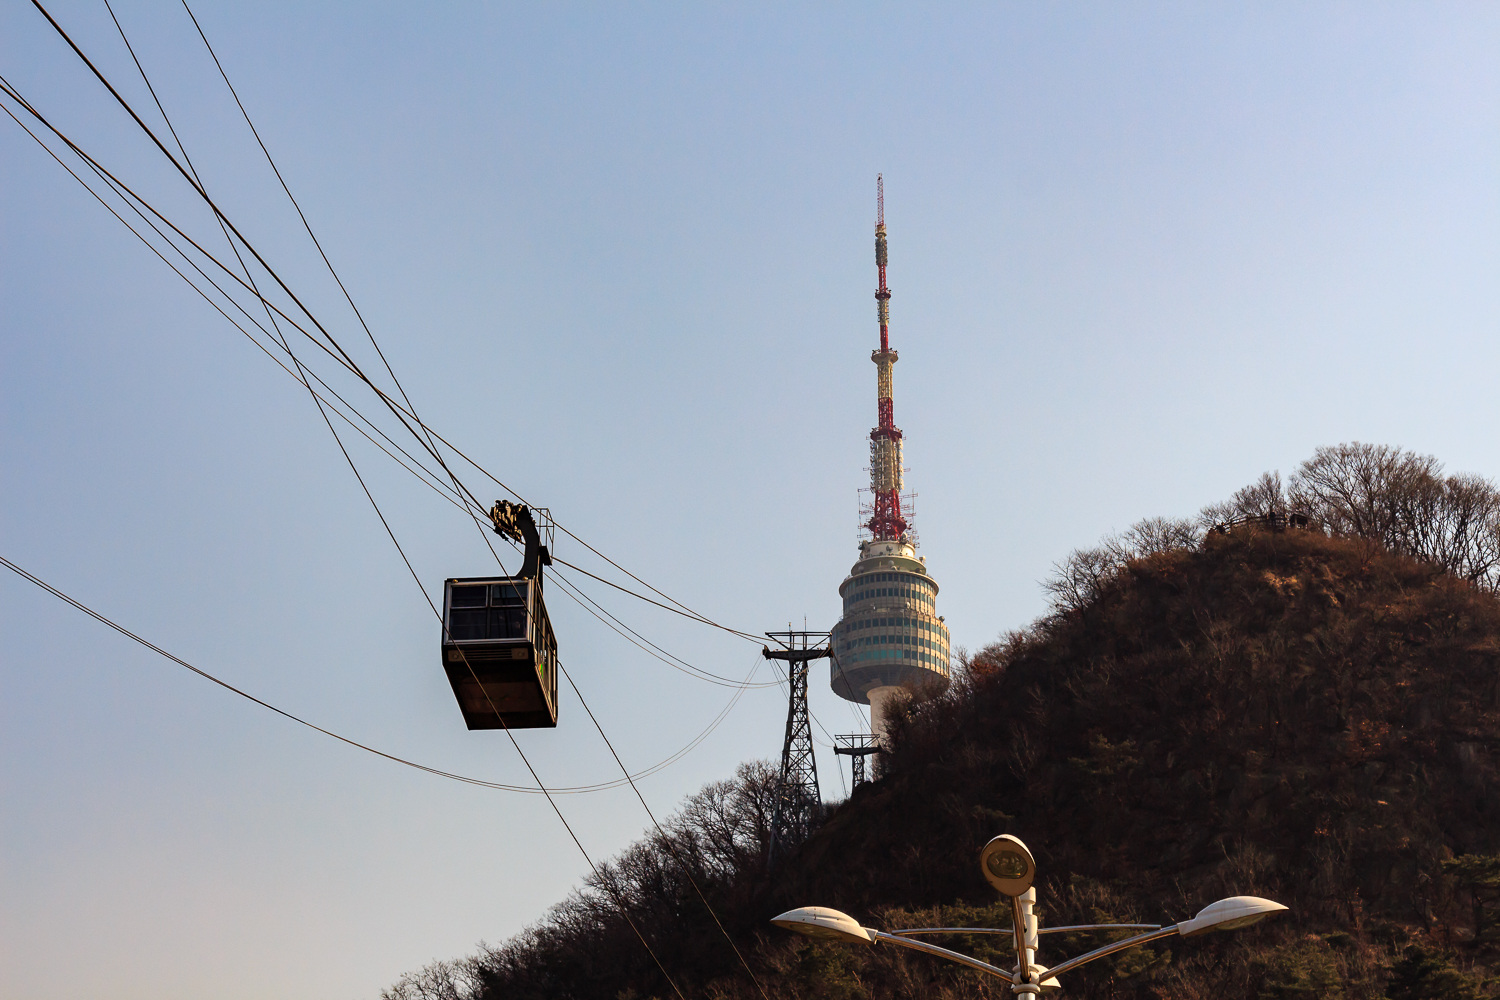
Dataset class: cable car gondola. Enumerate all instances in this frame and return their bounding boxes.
[439,502,558,729]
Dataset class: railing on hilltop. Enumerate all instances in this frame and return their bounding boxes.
[1211,511,1311,535]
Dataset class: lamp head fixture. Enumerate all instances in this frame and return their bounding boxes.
[1176,896,1288,937]
[770,907,875,945]
[979,834,1036,896]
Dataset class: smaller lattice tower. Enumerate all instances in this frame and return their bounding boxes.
[830,177,951,742]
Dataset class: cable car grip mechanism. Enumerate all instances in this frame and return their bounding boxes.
[489,501,553,580]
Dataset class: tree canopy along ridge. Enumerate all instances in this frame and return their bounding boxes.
[388,445,1500,1000]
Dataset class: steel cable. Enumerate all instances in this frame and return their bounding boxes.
[2,62,764,651]
[9,14,822,984]
[0,553,757,796]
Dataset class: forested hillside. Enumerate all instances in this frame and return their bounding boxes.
[386,444,1500,1000]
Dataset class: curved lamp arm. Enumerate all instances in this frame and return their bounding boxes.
[1046,895,1288,976]
[890,924,1161,937]
[869,930,1014,983]
[1043,926,1181,979]
[774,897,1285,989]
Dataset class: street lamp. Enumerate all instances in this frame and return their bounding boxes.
[772,834,1287,995]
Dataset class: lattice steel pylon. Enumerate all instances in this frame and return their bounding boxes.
[764,631,830,865]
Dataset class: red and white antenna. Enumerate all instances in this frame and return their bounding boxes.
[866,175,907,541]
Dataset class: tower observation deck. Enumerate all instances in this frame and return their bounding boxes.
[830,178,951,738]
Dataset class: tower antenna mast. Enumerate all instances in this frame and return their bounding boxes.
[869,175,903,539]
[876,176,888,351]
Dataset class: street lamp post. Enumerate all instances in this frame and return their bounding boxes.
[772,834,1287,995]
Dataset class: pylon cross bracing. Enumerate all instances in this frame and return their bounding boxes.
[763,631,829,864]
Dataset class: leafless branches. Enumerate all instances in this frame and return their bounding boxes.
[1289,445,1500,588]
[383,760,784,1000]
[1046,444,1500,618]
[1044,516,1202,616]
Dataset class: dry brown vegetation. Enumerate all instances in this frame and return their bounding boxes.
[386,445,1500,1000]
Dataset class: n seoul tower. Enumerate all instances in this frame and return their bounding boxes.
[830,177,951,739]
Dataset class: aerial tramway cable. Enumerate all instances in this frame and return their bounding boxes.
[9,30,751,650]
[0,117,467,522]
[4,82,777,711]
[0,74,772,681]
[560,659,773,1000]
[10,10,820,988]
[25,0,472,515]
[8,34,754,647]
[0,553,756,795]
[35,12,777,991]
[549,565,780,688]
[13,8,849,983]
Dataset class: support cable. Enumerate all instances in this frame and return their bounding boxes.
[442,644,686,1000]
[829,649,872,730]
[0,553,740,795]
[97,2,367,595]
[1,70,522,598]
[5,72,771,700]
[552,556,764,642]
[0,101,488,534]
[176,0,486,555]
[13,4,790,705]
[0,75,425,433]
[561,662,772,1000]
[549,564,778,688]
[11,15,695,970]
[29,0,472,511]
[3,59,755,646]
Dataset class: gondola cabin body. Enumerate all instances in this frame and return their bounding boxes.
[441,576,558,729]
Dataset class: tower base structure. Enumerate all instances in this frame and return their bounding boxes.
[866,684,907,742]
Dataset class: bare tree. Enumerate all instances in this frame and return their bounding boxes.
[382,760,785,1000]
[1428,474,1500,587]
[1043,544,1122,616]
[1198,471,1290,528]
[1049,444,1500,621]
[1287,442,1500,591]
[1288,442,1442,544]
[1124,515,1201,554]
[1044,517,1202,616]
[380,956,487,1000]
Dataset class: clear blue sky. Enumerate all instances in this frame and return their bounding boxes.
[3,3,1497,997]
